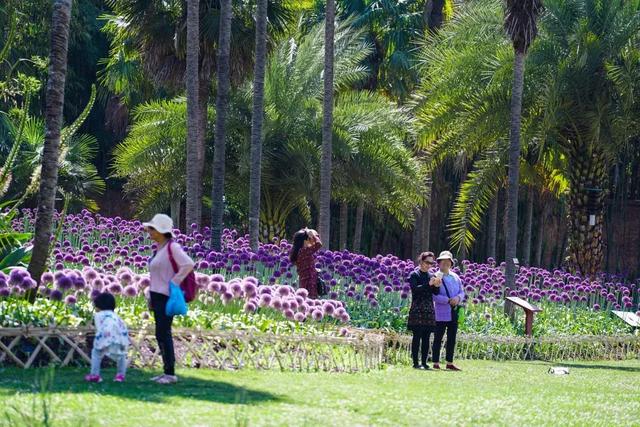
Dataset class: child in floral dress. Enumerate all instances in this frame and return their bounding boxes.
[85,292,130,383]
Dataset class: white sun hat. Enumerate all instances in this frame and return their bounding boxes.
[436,250,454,262]
[142,214,175,237]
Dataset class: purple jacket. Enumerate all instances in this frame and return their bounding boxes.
[433,271,465,322]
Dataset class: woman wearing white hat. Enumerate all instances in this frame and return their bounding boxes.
[429,250,464,371]
[143,214,195,384]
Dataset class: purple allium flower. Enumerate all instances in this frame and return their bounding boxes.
[296,288,309,298]
[244,302,257,313]
[124,285,137,297]
[64,295,77,305]
[311,309,323,321]
[294,312,306,322]
[56,275,73,290]
[50,289,63,301]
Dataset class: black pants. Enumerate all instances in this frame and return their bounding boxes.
[150,292,175,375]
[409,325,432,366]
[432,320,458,364]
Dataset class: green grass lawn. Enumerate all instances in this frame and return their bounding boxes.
[1,360,639,426]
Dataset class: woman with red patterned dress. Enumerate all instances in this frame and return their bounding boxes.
[289,228,322,299]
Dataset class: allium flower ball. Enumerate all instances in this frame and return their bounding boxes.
[41,272,55,284]
[339,327,348,337]
[64,295,77,305]
[221,292,234,305]
[124,285,138,297]
[294,312,306,322]
[271,298,283,310]
[0,288,10,297]
[244,302,257,313]
[296,288,309,298]
[242,281,257,297]
[323,302,335,315]
[311,310,323,321]
[284,309,294,319]
[56,275,73,290]
[50,289,63,301]
[259,294,272,307]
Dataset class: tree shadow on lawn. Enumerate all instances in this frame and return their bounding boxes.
[0,367,284,405]
[559,362,640,373]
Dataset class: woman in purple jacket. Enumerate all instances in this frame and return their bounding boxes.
[430,250,464,371]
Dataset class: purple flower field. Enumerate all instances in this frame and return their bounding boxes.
[1,210,638,335]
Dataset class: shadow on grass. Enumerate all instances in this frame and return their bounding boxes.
[0,367,283,405]
[559,362,640,373]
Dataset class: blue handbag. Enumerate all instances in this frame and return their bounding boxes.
[165,281,188,316]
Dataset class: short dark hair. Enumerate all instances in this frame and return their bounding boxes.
[163,232,173,240]
[418,251,435,263]
[93,292,116,311]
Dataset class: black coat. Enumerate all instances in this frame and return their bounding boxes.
[407,269,436,328]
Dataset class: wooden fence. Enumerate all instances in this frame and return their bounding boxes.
[0,327,385,372]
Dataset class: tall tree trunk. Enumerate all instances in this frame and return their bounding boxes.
[170,196,181,229]
[28,0,73,285]
[210,0,232,251]
[249,0,268,251]
[353,201,364,253]
[566,146,608,277]
[505,50,525,291]
[486,193,498,260]
[185,0,200,228]
[421,176,432,250]
[412,208,423,258]
[339,202,348,250]
[196,57,211,224]
[424,0,445,32]
[318,0,335,247]
[534,199,549,267]
[522,186,534,265]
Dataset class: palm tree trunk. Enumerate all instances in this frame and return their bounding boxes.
[185,0,200,228]
[318,0,335,248]
[505,50,525,291]
[421,178,432,250]
[486,193,498,260]
[412,208,422,257]
[196,57,211,224]
[522,186,534,265]
[566,146,607,277]
[353,201,364,253]
[534,200,549,267]
[170,195,181,229]
[339,202,348,250]
[27,0,73,285]
[424,0,445,32]
[210,0,232,251]
[249,0,268,251]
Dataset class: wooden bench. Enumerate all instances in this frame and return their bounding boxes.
[505,296,543,337]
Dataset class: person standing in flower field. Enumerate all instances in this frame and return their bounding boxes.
[85,292,129,383]
[143,214,195,385]
[290,228,322,299]
[407,251,438,370]
[430,250,464,371]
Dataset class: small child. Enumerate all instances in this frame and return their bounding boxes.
[85,292,130,383]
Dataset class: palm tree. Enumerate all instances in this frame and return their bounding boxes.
[27,0,73,284]
[319,0,336,248]
[503,0,542,288]
[210,0,232,250]
[249,0,268,251]
[504,0,542,288]
[185,0,201,227]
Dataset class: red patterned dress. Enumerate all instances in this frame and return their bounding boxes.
[295,241,322,299]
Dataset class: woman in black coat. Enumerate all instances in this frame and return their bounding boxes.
[407,251,437,369]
